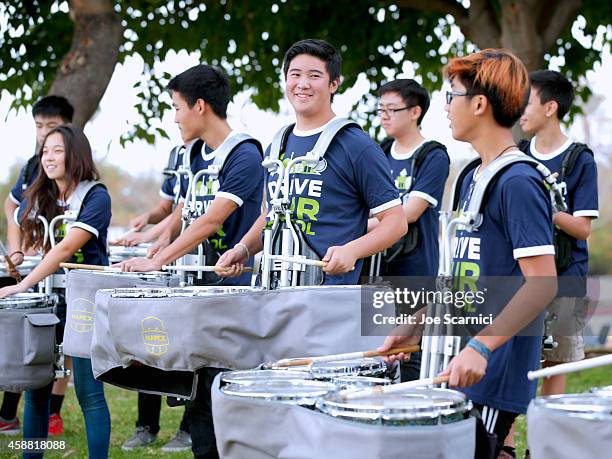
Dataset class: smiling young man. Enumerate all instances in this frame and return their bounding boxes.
[116,64,263,459]
[217,39,406,284]
[379,49,557,457]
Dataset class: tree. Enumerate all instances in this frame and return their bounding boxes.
[1,0,610,139]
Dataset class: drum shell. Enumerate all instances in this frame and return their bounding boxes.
[64,269,179,358]
[212,373,476,459]
[0,294,59,391]
[527,394,612,458]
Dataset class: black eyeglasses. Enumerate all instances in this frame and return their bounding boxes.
[446,91,480,104]
[376,105,417,117]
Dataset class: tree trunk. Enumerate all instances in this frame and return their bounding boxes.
[49,0,122,128]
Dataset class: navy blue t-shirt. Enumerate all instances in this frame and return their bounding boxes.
[10,156,39,205]
[384,140,449,277]
[179,133,263,285]
[525,137,599,278]
[18,184,111,266]
[264,119,401,285]
[452,160,554,414]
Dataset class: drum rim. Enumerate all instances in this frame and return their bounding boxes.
[221,380,336,401]
[221,369,313,384]
[310,358,386,378]
[0,292,51,308]
[533,393,612,419]
[108,285,261,298]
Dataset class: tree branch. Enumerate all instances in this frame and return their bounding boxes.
[540,0,582,52]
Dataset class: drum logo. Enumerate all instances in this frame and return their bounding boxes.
[70,298,95,333]
[141,316,170,356]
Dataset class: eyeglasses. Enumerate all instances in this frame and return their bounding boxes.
[445,91,480,104]
[376,105,417,117]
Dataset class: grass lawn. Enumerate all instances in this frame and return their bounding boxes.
[2,365,611,458]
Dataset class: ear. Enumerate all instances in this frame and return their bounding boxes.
[195,98,207,114]
[545,100,559,118]
[329,77,340,94]
[411,106,422,122]
[473,95,488,117]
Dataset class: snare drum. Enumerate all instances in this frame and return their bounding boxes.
[0,292,53,309]
[221,369,312,386]
[310,358,386,381]
[333,375,392,390]
[316,387,471,426]
[528,393,612,458]
[0,256,41,287]
[108,244,150,263]
[220,380,336,408]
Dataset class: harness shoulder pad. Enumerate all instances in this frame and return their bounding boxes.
[517,138,531,154]
[211,133,263,173]
[309,118,361,160]
[268,124,295,161]
[450,157,481,211]
[560,142,593,182]
[183,139,204,168]
[412,141,449,171]
[164,145,183,172]
[68,181,103,219]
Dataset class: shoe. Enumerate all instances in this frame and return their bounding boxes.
[121,426,157,450]
[0,416,20,435]
[48,413,64,436]
[161,430,192,452]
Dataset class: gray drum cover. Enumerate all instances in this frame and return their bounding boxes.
[211,374,476,459]
[527,401,612,458]
[90,286,387,398]
[0,307,59,391]
[64,270,179,358]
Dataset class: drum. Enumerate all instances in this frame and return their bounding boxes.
[220,380,336,408]
[310,358,386,381]
[0,256,41,287]
[221,369,312,386]
[108,244,150,263]
[528,394,612,458]
[316,387,471,426]
[64,269,180,358]
[590,386,612,396]
[332,375,392,390]
[0,293,60,391]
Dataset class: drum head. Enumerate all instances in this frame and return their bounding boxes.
[534,394,612,420]
[316,388,470,425]
[221,369,312,385]
[310,358,386,380]
[333,376,392,389]
[0,293,51,309]
[221,380,336,406]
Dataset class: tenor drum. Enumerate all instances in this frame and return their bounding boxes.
[528,393,612,458]
[221,380,336,408]
[310,358,386,381]
[0,293,59,391]
[221,369,312,386]
[64,269,180,358]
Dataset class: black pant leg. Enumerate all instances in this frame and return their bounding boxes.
[137,392,162,434]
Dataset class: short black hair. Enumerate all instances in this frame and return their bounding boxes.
[283,38,342,84]
[378,79,430,126]
[167,64,231,119]
[529,70,574,119]
[32,95,74,122]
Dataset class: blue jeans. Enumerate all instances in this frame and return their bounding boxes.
[23,357,110,459]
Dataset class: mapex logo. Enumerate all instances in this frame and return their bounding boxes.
[69,298,95,333]
[141,316,170,356]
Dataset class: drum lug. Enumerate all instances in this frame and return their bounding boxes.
[54,343,71,379]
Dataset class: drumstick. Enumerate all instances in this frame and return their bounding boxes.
[0,240,22,282]
[268,255,355,271]
[59,262,121,272]
[527,354,612,380]
[341,375,450,401]
[161,265,253,273]
[274,345,421,367]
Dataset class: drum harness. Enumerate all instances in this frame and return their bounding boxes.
[174,133,262,285]
[420,151,566,380]
[260,118,359,290]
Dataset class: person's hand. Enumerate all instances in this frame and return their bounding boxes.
[0,283,27,299]
[147,237,170,258]
[114,231,147,247]
[113,257,162,273]
[216,246,248,277]
[377,324,422,364]
[7,252,24,278]
[129,214,149,231]
[322,245,357,275]
[439,346,488,387]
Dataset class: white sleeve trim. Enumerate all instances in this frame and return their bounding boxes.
[408,190,438,208]
[371,198,402,215]
[216,191,243,207]
[71,222,99,239]
[178,196,186,204]
[13,208,20,227]
[573,210,599,218]
[513,245,555,259]
[8,193,20,205]
[159,189,175,201]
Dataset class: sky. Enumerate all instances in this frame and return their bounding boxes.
[1,43,611,184]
